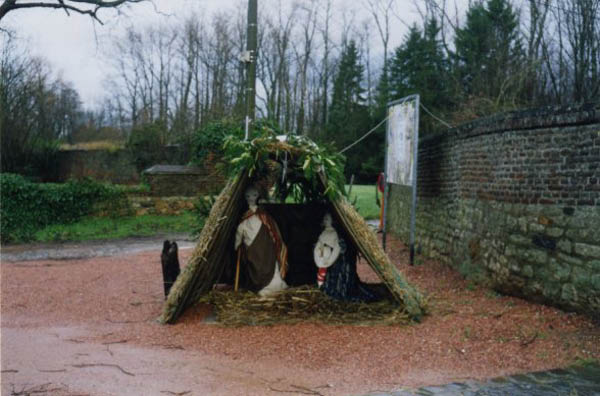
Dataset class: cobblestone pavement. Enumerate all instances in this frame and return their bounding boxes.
[368,363,600,395]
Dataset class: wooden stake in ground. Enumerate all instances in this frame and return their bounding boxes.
[234,247,242,291]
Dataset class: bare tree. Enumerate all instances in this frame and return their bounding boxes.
[107,23,178,137]
[365,0,395,84]
[318,0,333,129]
[563,0,600,102]
[257,1,296,128]
[359,20,374,107]
[0,0,145,23]
[293,0,318,135]
[232,6,248,119]
[540,0,600,103]
[171,17,199,139]
[522,0,551,102]
[1,34,83,175]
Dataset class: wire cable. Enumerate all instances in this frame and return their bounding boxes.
[420,102,452,128]
[338,114,389,154]
[337,99,453,154]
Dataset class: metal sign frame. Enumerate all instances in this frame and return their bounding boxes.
[382,94,420,266]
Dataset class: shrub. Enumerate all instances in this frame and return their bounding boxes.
[0,173,130,243]
[190,119,244,166]
[29,139,62,181]
[189,194,215,237]
[1,139,61,182]
[127,120,167,171]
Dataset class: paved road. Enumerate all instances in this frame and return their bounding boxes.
[1,234,196,262]
[369,363,600,395]
[1,222,380,263]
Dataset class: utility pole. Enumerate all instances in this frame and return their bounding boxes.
[244,0,257,140]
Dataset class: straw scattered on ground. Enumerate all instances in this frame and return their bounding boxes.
[198,285,411,327]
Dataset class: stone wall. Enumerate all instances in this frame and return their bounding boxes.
[128,196,196,216]
[56,148,226,196]
[57,149,139,184]
[142,162,226,197]
[387,103,600,316]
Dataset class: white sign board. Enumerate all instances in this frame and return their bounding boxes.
[385,100,417,185]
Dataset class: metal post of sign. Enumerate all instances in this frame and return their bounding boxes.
[409,94,420,266]
[382,111,390,252]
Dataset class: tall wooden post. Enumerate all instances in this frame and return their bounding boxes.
[245,0,257,139]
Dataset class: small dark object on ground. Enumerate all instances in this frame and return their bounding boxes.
[161,240,181,298]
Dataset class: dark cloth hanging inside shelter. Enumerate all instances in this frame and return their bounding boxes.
[240,225,278,292]
[320,237,380,303]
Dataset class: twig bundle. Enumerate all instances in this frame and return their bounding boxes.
[198,286,411,327]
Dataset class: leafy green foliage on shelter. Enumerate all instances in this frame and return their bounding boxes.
[223,126,347,202]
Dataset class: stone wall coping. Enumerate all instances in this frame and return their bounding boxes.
[421,102,600,145]
[143,165,204,175]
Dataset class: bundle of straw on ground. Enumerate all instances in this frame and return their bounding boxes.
[198,286,411,327]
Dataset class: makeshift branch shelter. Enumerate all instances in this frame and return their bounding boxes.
[159,133,425,324]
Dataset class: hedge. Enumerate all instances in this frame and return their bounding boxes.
[1,173,130,243]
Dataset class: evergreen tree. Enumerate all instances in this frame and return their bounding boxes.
[329,40,365,121]
[387,18,450,129]
[325,40,373,181]
[454,0,524,106]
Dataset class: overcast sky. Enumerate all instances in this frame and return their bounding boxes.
[2,0,467,109]
[3,0,237,107]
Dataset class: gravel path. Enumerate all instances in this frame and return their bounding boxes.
[1,235,599,395]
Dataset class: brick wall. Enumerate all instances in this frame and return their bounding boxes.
[387,102,600,316]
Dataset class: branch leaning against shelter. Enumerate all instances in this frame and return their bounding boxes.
[159,128,426,324]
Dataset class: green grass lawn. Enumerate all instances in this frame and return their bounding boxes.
[29,185,379,243]
[34,212,200,243]
[285,184,380,220]
[347,184,381,220]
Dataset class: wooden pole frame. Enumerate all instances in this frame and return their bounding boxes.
[244,0,257,141]
[234,247,242,291]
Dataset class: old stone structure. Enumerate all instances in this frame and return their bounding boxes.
[57,149,140,183]
[128,196,197,216]
[387,103,600,316]
[142,164,225,196]
[56,148,226,197]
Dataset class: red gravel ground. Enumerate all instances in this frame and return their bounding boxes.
[2,235,599,395]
